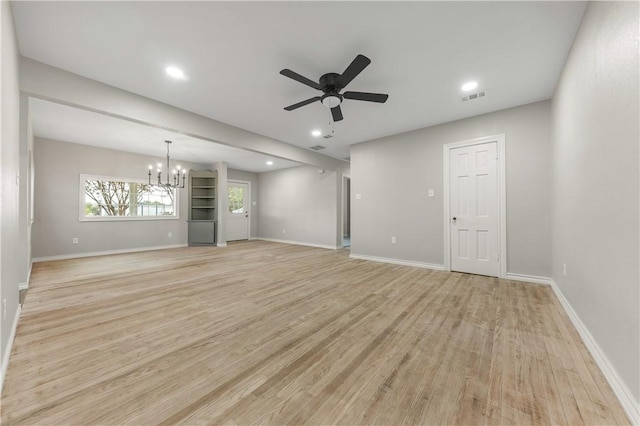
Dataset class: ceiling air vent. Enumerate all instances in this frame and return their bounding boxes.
[460,90,487,102]
[310,145,326,151]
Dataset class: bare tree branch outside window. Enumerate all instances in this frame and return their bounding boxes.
[83,178,175,218]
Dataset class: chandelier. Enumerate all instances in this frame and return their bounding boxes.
[148,140,185,188]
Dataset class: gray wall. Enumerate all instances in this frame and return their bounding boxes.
[258,166,339,248]
[32,138,210,258]
[1,0,22,381]
[552,1,639,404]
[351,100,552,276]
[18,95,34,286]
[228,168,259,239]
[212,162,228,245]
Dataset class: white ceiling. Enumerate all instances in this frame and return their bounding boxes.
[13,1,586,162]
[29,98,301,173]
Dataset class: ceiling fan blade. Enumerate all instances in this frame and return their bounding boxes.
[284,96,322,111]
[337,54,371,88]
[280,69,322,90]
[331,105,343,122]
[343,91,389,103]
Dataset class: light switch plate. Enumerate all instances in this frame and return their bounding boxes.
[428,189,434,197]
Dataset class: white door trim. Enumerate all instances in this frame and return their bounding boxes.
[341,173,351,248]
[227,179,251,240]
[443,134,506,278]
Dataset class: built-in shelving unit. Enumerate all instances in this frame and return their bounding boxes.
[188,170,217,246]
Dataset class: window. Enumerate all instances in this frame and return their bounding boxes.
[228,186,245,214]
[80,174,178,221]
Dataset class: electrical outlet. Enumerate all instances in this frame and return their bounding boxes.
[391,236,396,244]
[563,263,567,277]
[168,232,172,238]
[72,237,79,244]
[282,228,286,234]
[355,193,362,200]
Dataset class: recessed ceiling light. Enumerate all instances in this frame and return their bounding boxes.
[461,81,478,92]
[165,66,186,79]
[311,129,322,137]
[266,161,274,166]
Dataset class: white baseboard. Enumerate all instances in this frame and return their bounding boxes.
[32,244,188,263]
[349,253,445,271]
[256,238,338,250]
[1,304,22,394]
[505,273,553,286]
[18,262,33,290]
[550,280,639,424]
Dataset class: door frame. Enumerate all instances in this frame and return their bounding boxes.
[443,134,506,278]
[227,179,251,240]
[341,174,351,248]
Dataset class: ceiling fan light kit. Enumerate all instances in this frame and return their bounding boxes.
[321,93,342,108]
[280,54,389,122]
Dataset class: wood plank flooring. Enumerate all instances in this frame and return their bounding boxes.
[1,241,629,425]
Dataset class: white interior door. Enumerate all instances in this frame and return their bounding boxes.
[450,142,499,277]
[227,181,249,241]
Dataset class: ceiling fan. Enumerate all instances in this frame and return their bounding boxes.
[280,54,389,122]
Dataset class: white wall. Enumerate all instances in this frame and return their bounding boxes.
[1,0,23,388]
[552,0,639,413]
[258,166,339,248]
[32,138,210,258]
[351,101,552,276]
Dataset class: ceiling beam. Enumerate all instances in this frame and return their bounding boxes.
[19,56,348,172]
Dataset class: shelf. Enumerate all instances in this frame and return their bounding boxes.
[189,170,218,228]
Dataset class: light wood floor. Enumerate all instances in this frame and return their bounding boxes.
[1,241,629,425]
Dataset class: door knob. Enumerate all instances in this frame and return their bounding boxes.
[452,217,457,224]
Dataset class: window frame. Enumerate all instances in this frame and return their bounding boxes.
[79,174,180,222]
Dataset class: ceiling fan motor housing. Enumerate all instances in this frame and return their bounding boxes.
[319,73,344,93]
[319,73,344,108]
